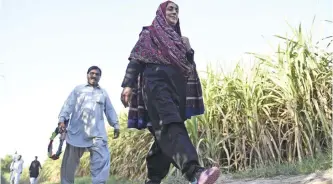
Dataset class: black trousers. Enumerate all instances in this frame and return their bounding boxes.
[142,64,201,182]
[146,124,200,182]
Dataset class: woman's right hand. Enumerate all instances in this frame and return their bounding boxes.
[121,87,133,108]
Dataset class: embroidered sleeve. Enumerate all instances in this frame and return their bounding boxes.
[121,59,144,88]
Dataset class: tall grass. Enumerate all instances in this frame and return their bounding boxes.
[187,24,332,172]
[39,23,332,183]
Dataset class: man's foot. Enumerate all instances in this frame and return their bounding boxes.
[190,166,220,184]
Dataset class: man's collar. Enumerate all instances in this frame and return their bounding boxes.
[85,83,101,89]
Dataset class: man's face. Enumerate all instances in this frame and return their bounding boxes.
[87,69,101,86]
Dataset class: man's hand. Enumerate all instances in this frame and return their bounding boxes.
[113,129,120,139]
[58,122,66,133]
[121,87,132,108]
[59,122,65,128]
[182,36,192,52]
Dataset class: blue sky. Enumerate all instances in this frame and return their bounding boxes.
[0,0,331,166]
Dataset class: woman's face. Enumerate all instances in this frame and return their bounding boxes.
[165,2,179,26]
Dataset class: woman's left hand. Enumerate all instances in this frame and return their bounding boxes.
[182,36,192,52]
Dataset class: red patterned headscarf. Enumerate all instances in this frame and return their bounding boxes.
[129,1,192,75]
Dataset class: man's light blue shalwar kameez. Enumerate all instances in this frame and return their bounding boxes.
[58,84,119,184]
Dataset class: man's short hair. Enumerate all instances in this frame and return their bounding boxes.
[87,66,102,76]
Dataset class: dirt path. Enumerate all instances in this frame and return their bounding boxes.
[218,169,332,184]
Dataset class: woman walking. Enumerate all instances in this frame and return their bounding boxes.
[120,1,220,184]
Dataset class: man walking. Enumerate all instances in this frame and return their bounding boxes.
[10,155,23,184]
[9,151,18,181]
[29,156,42,184]
[58,66,120,184]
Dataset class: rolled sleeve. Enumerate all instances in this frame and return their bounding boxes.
[58,87,77,123]
[104,90,119,129]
